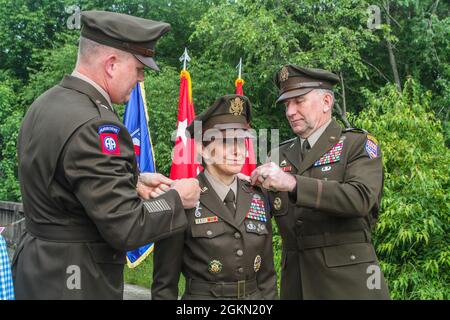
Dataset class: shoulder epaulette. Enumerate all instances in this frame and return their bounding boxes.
[343,128,369,134]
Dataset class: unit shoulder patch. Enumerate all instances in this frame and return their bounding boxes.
[98,125,121,155]
[365,135,379,159]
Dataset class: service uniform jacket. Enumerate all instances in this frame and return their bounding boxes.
[152,172,277,300]
[13,75,187,299]
[270,119,390,299]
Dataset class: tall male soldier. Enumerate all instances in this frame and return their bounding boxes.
[251,65,390,299]
[13,11,200,299]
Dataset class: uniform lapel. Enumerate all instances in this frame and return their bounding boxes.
[297,119,342,175]
[59,75,115,114]
[235,179,253,226]
[282,137,301,172]
[197,172,237,228]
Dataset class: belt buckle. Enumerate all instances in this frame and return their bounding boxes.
[237,280,246,299]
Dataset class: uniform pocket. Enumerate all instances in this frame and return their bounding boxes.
[311,163,345,182]
[86,242,126,264]
[323,243,376,268]
[191,222,226,239]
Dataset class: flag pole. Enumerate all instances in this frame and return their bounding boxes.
[237,57,242,79]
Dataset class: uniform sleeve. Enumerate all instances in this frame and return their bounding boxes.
[294,134,383,218]
[151,229,185,300]
[256,218,278,299]
[61,118,188,251]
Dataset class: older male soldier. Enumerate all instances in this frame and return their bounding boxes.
[251,65,390,300]
[12,11,200,300]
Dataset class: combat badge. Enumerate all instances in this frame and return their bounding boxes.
[208,260,223,274]
[98,125,121,155]
[254,255,262,273]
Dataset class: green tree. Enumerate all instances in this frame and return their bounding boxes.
[352,78,450,299]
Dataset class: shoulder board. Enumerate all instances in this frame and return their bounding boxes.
[343,128,369,134]
[280,137,297,146]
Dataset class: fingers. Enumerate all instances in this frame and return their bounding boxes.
[139,173,173,188]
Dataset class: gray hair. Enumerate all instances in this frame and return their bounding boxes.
[315,88,335,108]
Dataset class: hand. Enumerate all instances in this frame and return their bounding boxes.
[250,162,297,192]
[170,178,201,209]
[237,172,251,183]
[137,173,173,200]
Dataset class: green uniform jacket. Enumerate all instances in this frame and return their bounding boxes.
[152,172,277,300]
[270,119,390,300]
[12,75,187,299]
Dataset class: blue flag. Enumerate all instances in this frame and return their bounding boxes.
[123,82,155,268]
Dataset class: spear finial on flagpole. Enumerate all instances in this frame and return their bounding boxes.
[236,57,243,79]
[179,47,191,71]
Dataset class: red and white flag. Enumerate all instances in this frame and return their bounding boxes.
[169,70,202,179]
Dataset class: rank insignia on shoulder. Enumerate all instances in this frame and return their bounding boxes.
[313,138,344,167]
[365,136,379,159]
[98,125,121,155]
[195,216,219,225]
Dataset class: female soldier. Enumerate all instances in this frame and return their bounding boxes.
[151,94,277,299]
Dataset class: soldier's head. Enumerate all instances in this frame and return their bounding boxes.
[274,65,339,138]
[187,95,253,177]
[75,11,170,104]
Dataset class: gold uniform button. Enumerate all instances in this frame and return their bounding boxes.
[236,249,243,257]
[238,267,244,273]
[350,255,356,261]
[206,230,213,236]
[234,232,241,239]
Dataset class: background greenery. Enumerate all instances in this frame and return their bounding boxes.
[0,0,448,299]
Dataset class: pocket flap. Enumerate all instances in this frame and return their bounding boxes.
[191,222,226,238]
[323,243,376,267]
[87,242,126,264]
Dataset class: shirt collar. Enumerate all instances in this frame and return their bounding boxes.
[204,168,237,203]
[300,119,332,148]
[71,70,112,107]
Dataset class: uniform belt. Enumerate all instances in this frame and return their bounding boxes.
[186,278,258,299]
[26,218,103,242]
[281,230,371,252]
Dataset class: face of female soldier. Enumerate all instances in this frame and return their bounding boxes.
[202,129,247,178]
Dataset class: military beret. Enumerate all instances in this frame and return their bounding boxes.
[274,64,339,103]
[81,10,171,71]
[187,94,252,138]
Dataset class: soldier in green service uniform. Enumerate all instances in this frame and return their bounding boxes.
[152,95,277,300]
[12,11,201,300]
[251,64,390,300]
